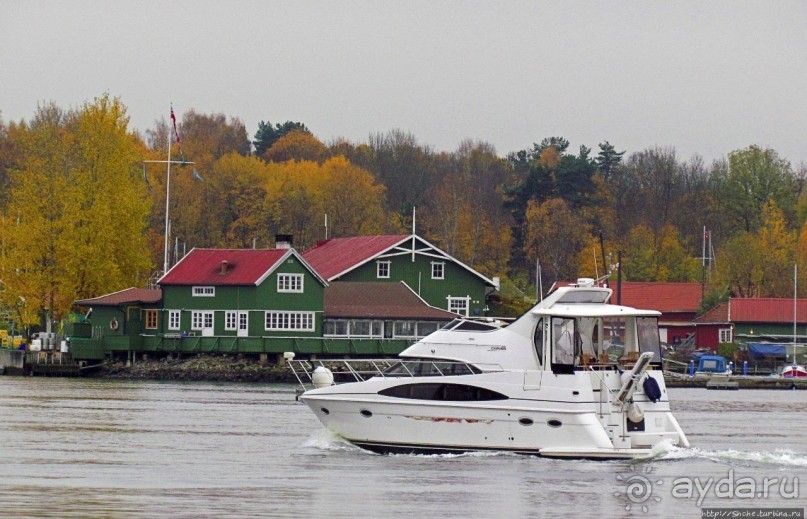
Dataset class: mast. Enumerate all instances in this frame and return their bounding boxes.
[794,263,798,365]
[163,128,172,274]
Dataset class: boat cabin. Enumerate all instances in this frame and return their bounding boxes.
[399,281,664,375]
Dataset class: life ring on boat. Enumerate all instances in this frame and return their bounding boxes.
[110,318,119,331]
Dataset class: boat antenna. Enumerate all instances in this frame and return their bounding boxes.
[536,258,543,303]
[593,247,599,281]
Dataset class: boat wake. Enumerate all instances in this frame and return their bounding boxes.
[302,430,363,452]
[643,440,807,468]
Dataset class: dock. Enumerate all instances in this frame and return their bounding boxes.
[665,371,806,389]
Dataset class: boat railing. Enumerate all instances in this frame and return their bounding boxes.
[289,358,496,394]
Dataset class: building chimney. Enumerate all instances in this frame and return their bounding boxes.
[220,260,229,275]
[275,234,293,250]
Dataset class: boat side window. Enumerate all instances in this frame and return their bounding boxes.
[636,317,662,363]
[382,360,480,376]
[379,383,508,401]
[552,317,578,374]
[533,318,544,366]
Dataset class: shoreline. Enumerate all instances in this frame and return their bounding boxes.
[83,355,299,383]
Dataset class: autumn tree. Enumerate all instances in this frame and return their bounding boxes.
[423,140,512,277]
[253,120,310,157]
[622,224,699,282]
[0,96,152,324]
[523,198,589,287]
[714,201,796,297]
[263,131,329,163]
[319,156,387,237]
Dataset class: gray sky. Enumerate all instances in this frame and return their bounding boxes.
[2,1,806,165]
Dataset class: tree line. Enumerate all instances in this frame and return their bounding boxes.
[1,95,806,326]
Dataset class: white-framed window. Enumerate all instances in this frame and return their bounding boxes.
[191,311,214,330]
[416,322,439,337]
[168,310,181,331]
[431,262,445,280]
[719,328,732,343]
[394,321,416,338]
[144,310,158,330]
[192,286,215,297]
[377,260,390,279]
[265,311,315,331]
[448,296,470,317]
[277,273,304,293]
[225,311,238,331]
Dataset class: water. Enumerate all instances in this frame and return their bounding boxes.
[0,378,804,518]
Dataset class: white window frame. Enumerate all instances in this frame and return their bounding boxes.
[191,311,215,331]
[192,286,215,297]
[225,311,238,331]
[168,310,181,331]
[431,261,445,280]
[448,296,470,317]
[144,309,159,330]
[377,260,390,279]
[277,273,304,293]
[264,311,315,332]
[718,327,732,343]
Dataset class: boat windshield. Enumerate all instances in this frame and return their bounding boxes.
[382,359,480,377]
[440,319,505,332]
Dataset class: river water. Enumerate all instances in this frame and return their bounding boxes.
[0,378,804,518]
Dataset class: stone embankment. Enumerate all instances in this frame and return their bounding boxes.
[86,354,298,383]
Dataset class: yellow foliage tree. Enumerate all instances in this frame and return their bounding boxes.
[264,131,329,163]
[1,96,152,325]
[523,198,589,285]
[714,200,795,297]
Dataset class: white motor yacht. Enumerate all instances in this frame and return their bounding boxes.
[299,279,689,459]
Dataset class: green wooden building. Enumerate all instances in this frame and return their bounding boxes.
[302,234,498,317]
[157,247,327,338]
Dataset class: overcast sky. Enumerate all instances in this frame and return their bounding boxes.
[2,1,806,165]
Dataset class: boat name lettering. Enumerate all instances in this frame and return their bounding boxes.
[406,416,493,425]
[487,346,506,351]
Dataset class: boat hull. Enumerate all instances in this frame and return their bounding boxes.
[301,372,687,460]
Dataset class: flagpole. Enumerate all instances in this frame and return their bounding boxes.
[143,106,194,276]
[164,125,172,274]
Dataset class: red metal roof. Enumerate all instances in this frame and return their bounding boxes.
[75,287,162,306]
[158,249,290,285]
[729,298,807,323]
[302,235,410,280]
[614,282,702,313]
[325,281,458,319]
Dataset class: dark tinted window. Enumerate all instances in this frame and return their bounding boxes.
[379,383,508,401]
[382,360,480,377]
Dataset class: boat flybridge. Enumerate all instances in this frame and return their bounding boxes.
[297,279,689,459]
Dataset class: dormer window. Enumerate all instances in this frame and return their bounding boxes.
[377,260,390,279]
[192,286,215,297]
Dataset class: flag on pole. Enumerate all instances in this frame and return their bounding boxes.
[192,169,204,182]
[170,105,184,161]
